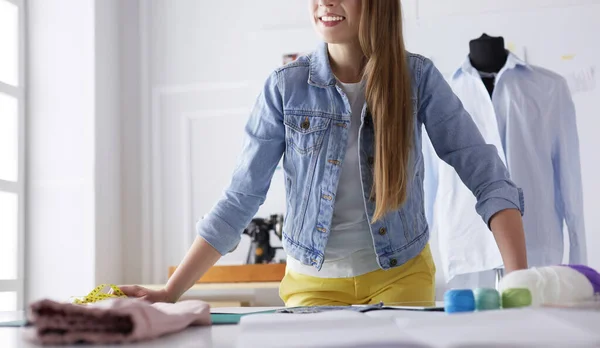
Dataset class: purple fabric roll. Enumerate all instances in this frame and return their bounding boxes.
[562,264,600,294]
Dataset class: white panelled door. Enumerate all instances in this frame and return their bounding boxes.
[140,0,320,283]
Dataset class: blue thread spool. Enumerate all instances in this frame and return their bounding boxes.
[473,288,501,311]
[444,289,475,313]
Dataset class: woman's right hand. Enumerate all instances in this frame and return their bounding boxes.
[117,236,222,305]
[118,285,174,304]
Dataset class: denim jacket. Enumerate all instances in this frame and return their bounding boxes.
[196,42,524,271]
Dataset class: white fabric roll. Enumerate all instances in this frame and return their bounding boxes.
[499,266,594,306]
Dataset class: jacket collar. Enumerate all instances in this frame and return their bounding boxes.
[452,51,531,80]
[308,41,337,88]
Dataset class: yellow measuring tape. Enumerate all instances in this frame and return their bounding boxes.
[71,284,127,305]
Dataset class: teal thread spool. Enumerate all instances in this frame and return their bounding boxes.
[473,288,501,311]
[444,289,475,313]
[502,288,532,308]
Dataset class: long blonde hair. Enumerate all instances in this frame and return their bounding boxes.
[359,0,413,222]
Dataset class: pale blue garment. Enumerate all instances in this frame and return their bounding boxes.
[424,52,587,283]
[446,270,497,292]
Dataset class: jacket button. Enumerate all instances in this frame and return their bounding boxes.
[390,258,398,267]
[379,227,387,236]
[301,118,310,130]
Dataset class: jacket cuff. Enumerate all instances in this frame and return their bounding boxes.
[196,213,241,256]
[477,187,525,227]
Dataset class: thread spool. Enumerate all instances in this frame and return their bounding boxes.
[444,289,475,313]
[473,288,501,311]
[502,288,532,308]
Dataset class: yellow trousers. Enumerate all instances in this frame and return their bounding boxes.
[279,244,436,307]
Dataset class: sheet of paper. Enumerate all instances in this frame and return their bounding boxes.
[236,308,600,348]
[0,312,25,327]
[236,311,428,348]
[238,310,365,326]
[0,320,26,327]
[210,307,281,314]
[365,309,444,326]
[401,308,600,348]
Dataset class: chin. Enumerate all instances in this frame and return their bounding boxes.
[315,31,353,45]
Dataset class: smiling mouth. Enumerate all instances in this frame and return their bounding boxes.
[319,15,345,22]
[318,14,345,27]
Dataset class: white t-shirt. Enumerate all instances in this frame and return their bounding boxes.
[286,78,379,278]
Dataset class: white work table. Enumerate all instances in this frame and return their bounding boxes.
[2,325,241,347]
[1,307,277,348]
[3,306,600,347]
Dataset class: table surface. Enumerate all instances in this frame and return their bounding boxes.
[0,307,273,348]
[3,306,600,348]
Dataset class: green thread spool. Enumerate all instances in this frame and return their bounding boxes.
[473,288,501,310]
[502,288,532,308]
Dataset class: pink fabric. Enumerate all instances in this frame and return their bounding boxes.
[24,298,211,345]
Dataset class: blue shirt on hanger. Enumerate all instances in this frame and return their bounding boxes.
[423,52,587,281]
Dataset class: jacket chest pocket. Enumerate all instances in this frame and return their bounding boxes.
[284,114,331,155]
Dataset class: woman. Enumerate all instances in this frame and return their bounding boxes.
[122,0,527,306]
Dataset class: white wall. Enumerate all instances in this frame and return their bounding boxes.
[27,0,97,303]
[119,0,599,288]
[94,0,122,286]
[119,0,144,285]
[26,0,122,304]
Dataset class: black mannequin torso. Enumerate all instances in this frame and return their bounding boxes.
[468,34,509,97]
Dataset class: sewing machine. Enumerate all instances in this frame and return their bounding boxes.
[242,214,284,264]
